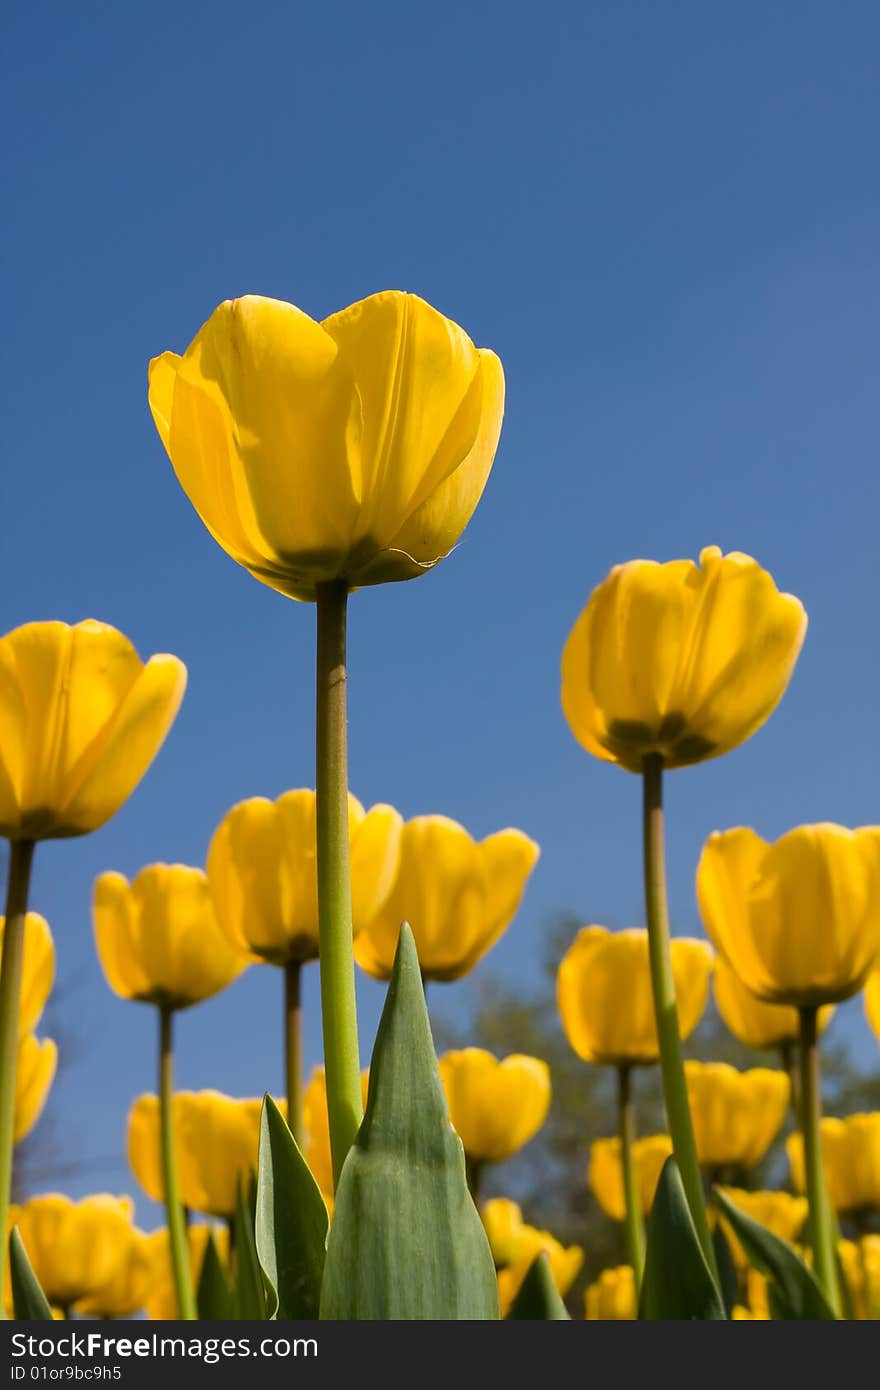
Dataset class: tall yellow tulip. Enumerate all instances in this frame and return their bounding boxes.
[561,547,805,1282]
[584,1265,637,1320]
[684,1061,789,1170]
[94,864,246,1010]
[208,790,399,1145]
[8,1194,138,1312]
[150,291,505,1187]
[438,1049,550,1179]
[0,618,186,1317]
[713,955,834,1052]
[354,814,539,982]
[13,1033,56,1144]
[787,1114,880,1214]
[588,1134,672,1223]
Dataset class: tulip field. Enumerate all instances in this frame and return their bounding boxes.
[0,286,877,1325]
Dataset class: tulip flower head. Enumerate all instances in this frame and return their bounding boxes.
[584,1265,637,1320]
[561,547,806,773]
[713,955,834,1050]
[557,925,712,1066]
[207,790,402,966]
[94,864,247,1010]
[438,1049,551,1164]
[8,1194,139,1310]
[685,1061,789,1170]
[480,1198,525,1267]
[148,292,505,601]
[354,814,539,982]
[787,1113,880,1213]
[588,1133,672,1222]
[14,1032,56,1143]
[75,1223,155,1319]
[0,911,54,1038]
[128,1091,273,1218]
[698,824,880,1007]
[0,620,186,840]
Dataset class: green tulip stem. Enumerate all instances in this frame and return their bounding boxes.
[617,1064,645,1281]
[641,756,719,1283]
[798,1005,841,1315]
[158,1006,196,1320]
[0,838,35,1320]
[315,580,362,1185]
[284,960,304,1149]
[779,1040,801,1122]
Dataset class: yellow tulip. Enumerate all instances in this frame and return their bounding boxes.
[742,1268,771,1318]
[787,1114,880,1213]
[8,1194,138,1309]
[145,1223,229,1320]
[0,620,186,840]
[715,1188,807,1267]
[302,1065,370,1201]
[438,1049,550,1163]
[684,1061,789,1169]
[128,1091,277,1217]
[866,970,880,1046]
[732,1303,770,1320]
[75,1223,154,1318]
[354,814,539,982]
[584,1265,637,1320]
[207,790,402,965]
[588,1134,672,1222]
[148,292,505,602]
[557,926,712,1065]
[698,824,880,1007]
[0,911,53,1037]
[93,863,246,1010]
[481,1198,525,1267]
[713,955,834,1050]
[496,1226,583,1315]
[836,1235,880,1319]
[14,1033,56,1143]
[560,547,806,773]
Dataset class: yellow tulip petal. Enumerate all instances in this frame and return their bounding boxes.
[1,911,55,1036]
[93,871,153,1001]
[14,1035,57,1143]
[866,971,880,1046]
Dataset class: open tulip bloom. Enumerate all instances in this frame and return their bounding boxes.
[150,290,505,1194]
[560,546,806,1291]
[0,620,186,1316]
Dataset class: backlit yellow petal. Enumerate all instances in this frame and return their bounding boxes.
[14,1034,56,1143]
[438,1048,550,1162]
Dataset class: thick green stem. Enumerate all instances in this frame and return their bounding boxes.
[0,838,35,1320]
[618,1065,645,1281]
[315,581,362,1186]
[284,961,304,1149]
[798,1006,840,1315]
[159,1007,196,1320]
[641,756,718,1282]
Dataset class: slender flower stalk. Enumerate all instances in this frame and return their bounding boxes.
[0,838,35,1318]
[158,1007,196,1320]
[315,582,362,1184]
[798,1006,840,1315]
[284,962,304,1149]
[617,1065,645,1281]
[779,1041,801,1122]
[641,756,718,1282]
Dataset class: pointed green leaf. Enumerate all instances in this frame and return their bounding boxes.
[256,1095,328,1319]
[320,923,499,1319]
[196,1229,234,1320]
[232,1172,268,1320]
[506,1253,570,1320]
[713,1188,835,1320]
[9,1227,53,1320]
[712,1222,739,1318]
[639,1157,726,1320]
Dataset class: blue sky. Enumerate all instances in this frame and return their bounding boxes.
[5,2,879,1220]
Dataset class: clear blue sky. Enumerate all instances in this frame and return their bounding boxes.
[5,2,879,1219]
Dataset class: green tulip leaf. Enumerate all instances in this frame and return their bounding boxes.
[639,1157,726,1320]
[506,1252,570,1319]
[713,1188,835,1320]
[320,923,499,1319]
[9,1227,53,1320]
[196,1229,234,1320]
[232,1172,269,1320]
[712,1221,740,1318]
[255,1094,328,1319]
